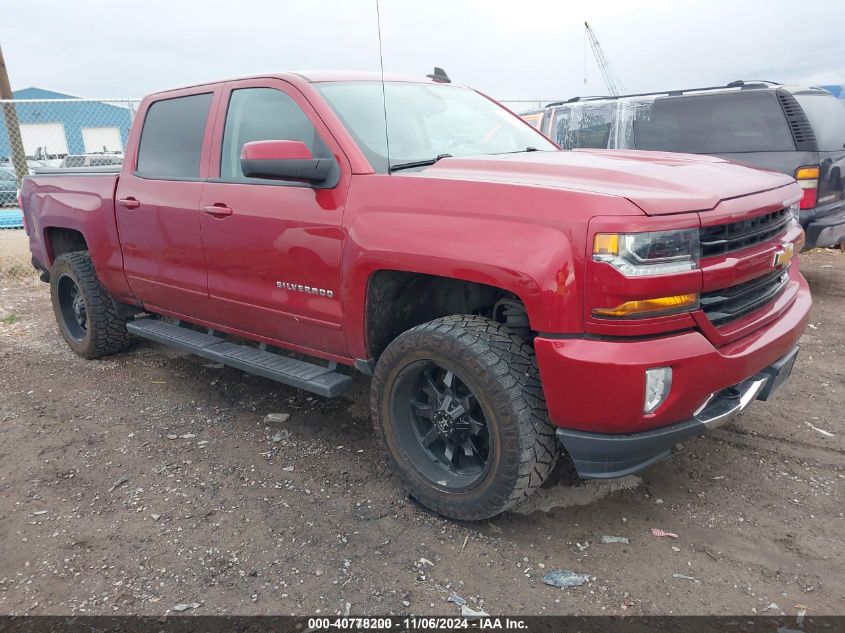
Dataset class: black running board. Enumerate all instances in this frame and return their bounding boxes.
[126,318,352,398]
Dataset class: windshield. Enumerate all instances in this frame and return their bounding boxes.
[315,81,557,172]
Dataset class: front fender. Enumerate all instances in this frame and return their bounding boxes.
[340,174,638,359]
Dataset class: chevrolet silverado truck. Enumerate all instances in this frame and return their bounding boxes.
[20,71,811,520]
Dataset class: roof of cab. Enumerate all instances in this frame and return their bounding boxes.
[146,70,453,99]
[292,70,444,83]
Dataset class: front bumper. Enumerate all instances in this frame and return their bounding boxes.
[534,272,811,478]
[555,347,798,478]
[804,205,845,249]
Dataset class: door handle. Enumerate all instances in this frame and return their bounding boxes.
[118,197,141,210]
[203,203,233,217]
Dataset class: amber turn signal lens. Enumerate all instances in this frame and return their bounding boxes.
[592,293,698,318]
[795,166,820,180]
[593,233,619,256]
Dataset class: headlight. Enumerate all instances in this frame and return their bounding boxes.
[593,228,699,276]
[785,198,802,225]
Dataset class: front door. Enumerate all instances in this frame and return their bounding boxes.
[115,90,218,320]
[199,79,350,357]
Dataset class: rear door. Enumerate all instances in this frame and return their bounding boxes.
[198,78,350,357]
[115,89,219,320]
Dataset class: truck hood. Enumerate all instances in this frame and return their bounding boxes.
[414,148,796,215]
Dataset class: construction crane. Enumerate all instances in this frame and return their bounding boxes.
[584,21,626,96]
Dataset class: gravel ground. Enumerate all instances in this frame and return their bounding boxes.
[0,249,843,617]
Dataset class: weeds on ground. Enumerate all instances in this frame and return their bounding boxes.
[0,257,39,285]
[0,313,21,325]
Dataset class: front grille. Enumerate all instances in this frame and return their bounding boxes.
[700,268,790,326]
[699,208,790,257]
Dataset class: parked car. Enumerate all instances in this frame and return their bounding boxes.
[58,154,124,169]
[0,168,19,206]
[20,71,809,520]
[0,158,47,175]
[522,81,845,249]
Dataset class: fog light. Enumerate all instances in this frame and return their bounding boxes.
[644,367,672,413]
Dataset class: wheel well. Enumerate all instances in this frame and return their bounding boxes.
[47,228,88,263]
[365,270,531,360]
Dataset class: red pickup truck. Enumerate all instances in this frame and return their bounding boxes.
[20,71,810,520]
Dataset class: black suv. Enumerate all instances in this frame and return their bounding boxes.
[522,81,845,249]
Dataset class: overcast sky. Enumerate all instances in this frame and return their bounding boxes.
[3,0,843,100]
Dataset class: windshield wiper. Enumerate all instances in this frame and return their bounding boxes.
[490,147,547,157]
[389,153,452,173]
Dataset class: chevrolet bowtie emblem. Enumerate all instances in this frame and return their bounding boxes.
[773,243,794,268]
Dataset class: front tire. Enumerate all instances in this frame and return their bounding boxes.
[371,315,559,520]
[50,251,133,359]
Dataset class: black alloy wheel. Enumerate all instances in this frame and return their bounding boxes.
[49,251,134,359]
[371,315,560,521]
[56,272,88,340]
[394,361,492,491]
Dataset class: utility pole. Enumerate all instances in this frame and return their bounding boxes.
[0,43,28,185]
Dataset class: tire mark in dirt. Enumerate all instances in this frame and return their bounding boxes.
[709,429,845,468]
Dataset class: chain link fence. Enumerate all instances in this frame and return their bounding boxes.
[0,97,140,286]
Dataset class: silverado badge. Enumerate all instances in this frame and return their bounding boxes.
[276,281,334,298]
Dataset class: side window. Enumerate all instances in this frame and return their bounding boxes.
[220,87,329,180]
[551,104,615,150]
[136,93,212,179]
[794,94,845,151]
[550,107,573,148]
[573,104,615,149]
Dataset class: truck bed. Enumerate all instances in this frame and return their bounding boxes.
[30,165,122,176]
[20,170,133,301]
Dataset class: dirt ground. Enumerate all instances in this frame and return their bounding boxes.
[0,249,842,618]
[0,230,29,258]
[0,230,34,282]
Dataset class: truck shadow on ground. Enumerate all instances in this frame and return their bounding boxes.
[136,341,654,524]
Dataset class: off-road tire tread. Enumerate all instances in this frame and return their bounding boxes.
[51,251,133,359]
[371,315,559,520]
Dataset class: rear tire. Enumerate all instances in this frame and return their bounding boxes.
[50,251,133,359]
[371,315,559,520]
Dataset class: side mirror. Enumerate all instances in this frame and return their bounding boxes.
[240,140,333,184]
